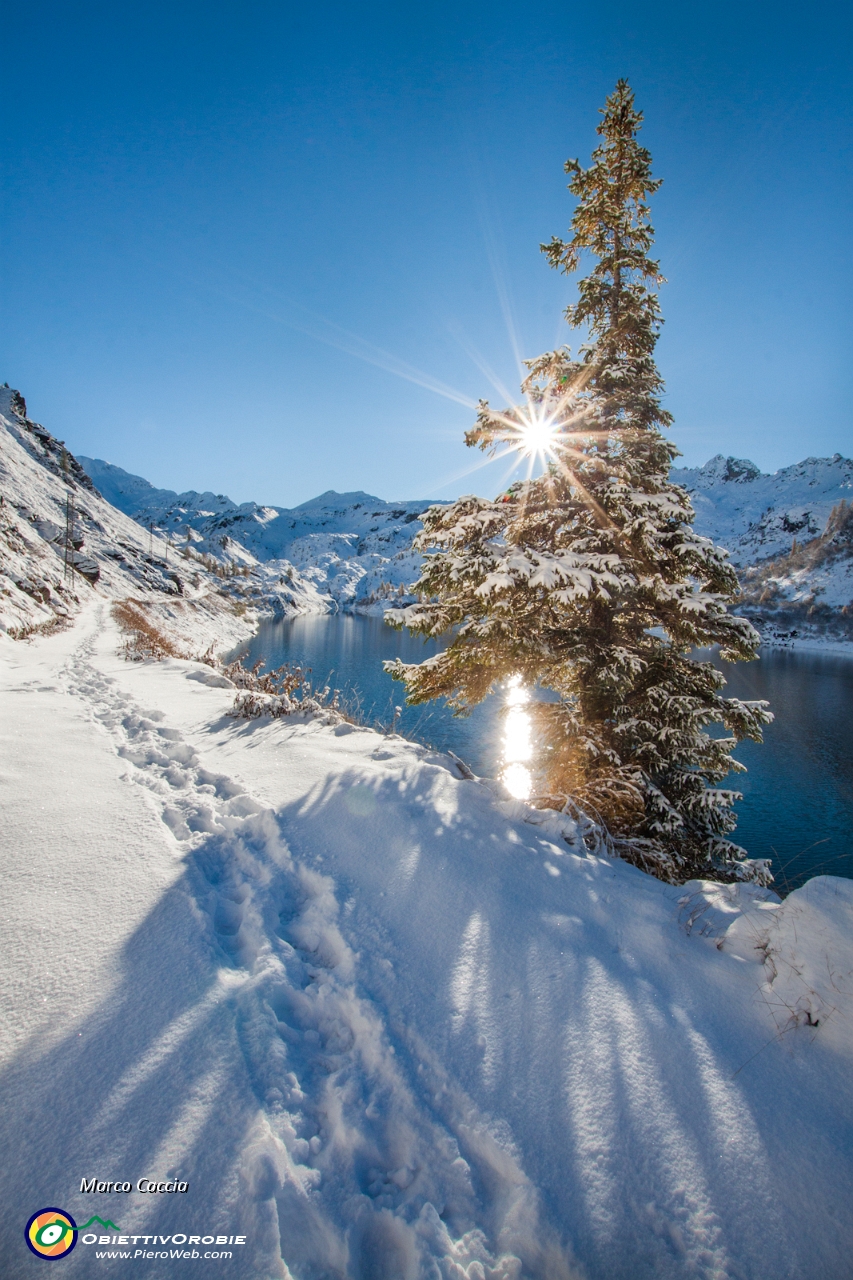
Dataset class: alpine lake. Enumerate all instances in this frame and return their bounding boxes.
[231,614,853,894]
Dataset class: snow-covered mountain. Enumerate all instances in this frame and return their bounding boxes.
[672,453,853,633]
[4,379,850,641]
[0,387,180,634]
[82,448,853,625]
[79,456,436,612]
[736,500,853,622]
[672,453,853,565]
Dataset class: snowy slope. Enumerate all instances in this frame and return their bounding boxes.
[0,387,193,635]
[0,389,322,643]
[672,455,853,626]
[738,498,853,617]
[672,453,853,565]
[2,604,852,1279]
[79,457,436,612]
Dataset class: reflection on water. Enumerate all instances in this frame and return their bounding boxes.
[229,613,502,773]
[232,616,853,892]
[501,677,533,799]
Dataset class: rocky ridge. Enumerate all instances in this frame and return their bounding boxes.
[0,388,316,643]
[673,453,853,640]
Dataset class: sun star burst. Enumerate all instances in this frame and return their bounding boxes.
[516,410,559,458]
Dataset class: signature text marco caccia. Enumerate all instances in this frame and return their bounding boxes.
[80,1178,189,1194]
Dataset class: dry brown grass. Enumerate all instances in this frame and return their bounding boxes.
[223,656,355,725]
[112,599,182,661]
[7,614,71,641]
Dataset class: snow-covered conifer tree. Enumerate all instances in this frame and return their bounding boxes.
[386,80,772,884]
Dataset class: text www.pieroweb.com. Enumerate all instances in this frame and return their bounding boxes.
[83,1232,245,1261]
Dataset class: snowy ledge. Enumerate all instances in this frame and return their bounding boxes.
[757,631,853,659]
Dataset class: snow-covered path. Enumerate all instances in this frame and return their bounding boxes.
[0,614,261,1272]
[2,607,852,1278]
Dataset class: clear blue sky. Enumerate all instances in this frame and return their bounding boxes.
[2,1,851,506]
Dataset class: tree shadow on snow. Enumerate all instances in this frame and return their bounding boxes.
[269,761,836,1280]
[0,859,264,1279]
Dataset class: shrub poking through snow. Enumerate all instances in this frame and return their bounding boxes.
[223,657,350,725]
[387,81,773,886]
[113,599,181,660]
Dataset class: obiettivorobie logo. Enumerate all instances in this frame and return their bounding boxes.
[25,1207,247,1262]
[25,1210,121,1260]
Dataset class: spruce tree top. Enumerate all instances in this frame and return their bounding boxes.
[542,78,671,438]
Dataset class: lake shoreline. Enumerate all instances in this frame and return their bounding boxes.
[267,601,853,663]
[235,615,853,894]
[758,633,853,659]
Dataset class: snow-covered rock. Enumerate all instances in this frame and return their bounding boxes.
[0,387,272,649]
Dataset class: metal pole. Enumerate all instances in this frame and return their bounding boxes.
[65,492,76,588]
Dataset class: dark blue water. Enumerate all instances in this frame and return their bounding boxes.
[704,648,853,892]
[232,617,853,892]
[231,613,503,772]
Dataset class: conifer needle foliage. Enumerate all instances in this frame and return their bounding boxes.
[386,80,772,885]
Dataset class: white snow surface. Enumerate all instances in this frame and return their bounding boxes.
[2,605,852,1279]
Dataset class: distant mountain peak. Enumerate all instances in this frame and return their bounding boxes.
[671,451,853,578]
[78,457,240,517]
[293,490,382,510]
[690,455,762,485]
